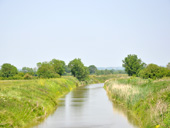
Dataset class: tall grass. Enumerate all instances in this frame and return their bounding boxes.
[104,77,170,128]
[0,77,79,128]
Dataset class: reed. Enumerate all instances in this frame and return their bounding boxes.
[104,77,170,128]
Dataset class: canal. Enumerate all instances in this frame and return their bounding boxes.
[35,83,138,128]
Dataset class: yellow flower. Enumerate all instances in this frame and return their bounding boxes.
[156,125,160,128]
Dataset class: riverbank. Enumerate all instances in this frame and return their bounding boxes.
[0,75,123,128]
[104,77,170,128]
[0,77,80,128]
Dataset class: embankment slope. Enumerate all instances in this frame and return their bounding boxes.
[104,77,170,128]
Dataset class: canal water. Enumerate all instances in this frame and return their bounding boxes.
[35,83,138,128]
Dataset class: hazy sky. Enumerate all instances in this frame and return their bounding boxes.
[0,0,170,68]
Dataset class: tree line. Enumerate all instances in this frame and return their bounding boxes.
[122,54,170,79]
[1,54,168,81]
[0,58,125,81]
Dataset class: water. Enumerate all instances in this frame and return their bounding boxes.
[35,83,138,128]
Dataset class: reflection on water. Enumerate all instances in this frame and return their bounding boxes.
[35,84,138,128]
[111,100,140,127]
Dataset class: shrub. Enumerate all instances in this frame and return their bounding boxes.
[24,73,33,79]
[139,64,167,79]
[166,69,170,77]
[12,74,23,80]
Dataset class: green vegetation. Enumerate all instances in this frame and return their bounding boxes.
[104,77,170,128]
[0,77,79,128]
[37,62,58,78]
[21,67,36,76]
[1,63,18,78]
[122,54,145,76]
[139,64,170,79]
[80,74,128,86]
[88,65,97,74]
[0,58,126,80]
[95,69,126,75]
[68,58,89,81]
[50,59,66,76]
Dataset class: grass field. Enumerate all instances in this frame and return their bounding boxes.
[104,77,170,128]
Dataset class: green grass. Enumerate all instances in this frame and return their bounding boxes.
[104,77,170,128]
[0,77,79,128]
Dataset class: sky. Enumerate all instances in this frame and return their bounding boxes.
[0,0,170,69]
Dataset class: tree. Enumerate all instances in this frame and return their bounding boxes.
[167,62,170,69]
[88,65,97,74]
[68,58,89,81]
[1,63,18,78]
[50,59,65,76]
[37,62,57,78]
[21,67,34,75]
[122,54,145,76]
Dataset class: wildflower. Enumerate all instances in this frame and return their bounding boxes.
[156,124,160,128]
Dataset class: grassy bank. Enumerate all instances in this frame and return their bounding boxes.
[0,74,121,128]
[104,77,170,128]
[0,77,79,128]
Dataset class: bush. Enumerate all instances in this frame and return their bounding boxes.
[139,64,168,79]
[24,73,33,79]
[53,73,60,78]
[165,69,170,77]
[11,74,23,80]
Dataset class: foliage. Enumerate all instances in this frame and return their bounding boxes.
[122,54,145,76]
[21,67,35,75]
[12,74,24,80]
[139,64,168,79]
[50,59,65,76]
[68,58,89,81]
[166,69,170,77]
[88,65,97,74]
[24,73,33,79]
[65,65,71,73]
[0,63,18,78]
[37,62,57,78]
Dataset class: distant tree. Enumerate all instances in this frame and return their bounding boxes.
[68,58,89,81]
[21,67,34,75]
[50,59,65,76]
[122,54,145,76]
[88,65,97,74]
[139,64,167,79]
[37,62,57,78]
[167,62,170,69]
[37,62,42,68]
[65,65,71,73]
[1,63,18,78]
